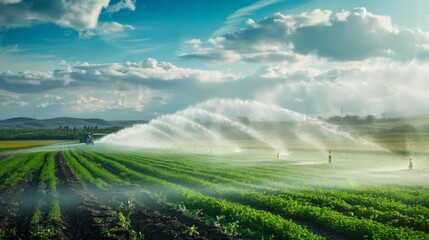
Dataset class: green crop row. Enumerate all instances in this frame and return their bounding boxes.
[62,151,108,188]
[105,150,429,219]
[82,149,290,195]
[67,150,159,185]
[75,149,429,238]
[39,152,57,191]
[2,152,46,188]
[348,187,429,208]
[99,150,301,187]
[31,152,62,239]
[233,191,428,240]
[94,151,243,186]
[68,151,127,186]
[0,153,34,180]
[181,190,323,239]
[40,152,62,224]
[64,150,324,239]
[110,150,429,217]
[108,150,300,192]
[77,150,222,188]
[274,189,429,232]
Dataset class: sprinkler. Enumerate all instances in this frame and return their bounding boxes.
[328,150,332,164]
[409,158,413,170]
[99,98,380,153]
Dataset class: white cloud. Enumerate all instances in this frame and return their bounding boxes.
[79,22,135,39]
[185,39,202,49]
[179,44,241,63]
[2,57,429,118]
[36,102,52,108]
[70,95,111,113]
[254,60,429,116]
[97,22,135,34]
[106,0,136,13]
[0,58,238,93]
[213,0,281,36]
[181,8,429,62]
[0,0,110,30]
[0,58,242,116]
[0,90,28,107]
[0,0,22,4]
[1,70,57,87]
[117,58,237,82]
[282,9,332,29]
[43,94,63,100]
[67,87,157,113]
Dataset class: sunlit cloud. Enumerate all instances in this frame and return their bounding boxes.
[0,58,238,94]
[0,58,238,116]
[106,0,136,13]
[79,22,135,39]
[0,0,110,30]
[181,8,429,62]
[2,4,429,119]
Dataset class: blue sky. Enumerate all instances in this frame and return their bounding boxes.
[1,0,429,120]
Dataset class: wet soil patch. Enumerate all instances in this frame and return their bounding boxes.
[56,151,129,239]
[14,154,47,239]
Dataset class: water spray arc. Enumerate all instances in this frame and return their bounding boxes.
[189,107,280,151]
[151,119,199,142]
[100,98,381,155]
[167,113,224,141]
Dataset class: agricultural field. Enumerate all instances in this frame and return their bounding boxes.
[0,141,428,239]
[3,1,429,239]
[0,140,68,153]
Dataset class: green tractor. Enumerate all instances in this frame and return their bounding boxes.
[80,133,94,145]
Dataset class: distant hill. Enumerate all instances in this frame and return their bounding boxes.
[0,117,147,129]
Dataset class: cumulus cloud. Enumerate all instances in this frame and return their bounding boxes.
[0,90,28,107]
[2,57,429,118]
[254,60,429,116]
[0,58,242,116]
[106,0,136,13]
[68,87,152,113]
[0,86,160,115]
[181,8,429,62]
[179,48,240,63]
[291,8,429,61]
[0,0,110,30]
[0,70,60,93]
[79,21,135,39]
[36,102,52,108]
[0,58,237,94]
[68,58,237,84]
[43,94,63,100]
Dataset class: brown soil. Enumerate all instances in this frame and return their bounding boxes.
[14,154,47,239]
[56,151,130,239]
[1,151,235,239]
[0,186,22,238]
[88,182,233,240]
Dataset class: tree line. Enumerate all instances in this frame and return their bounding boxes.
[326,114,377,123]
[0,126,122,140]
